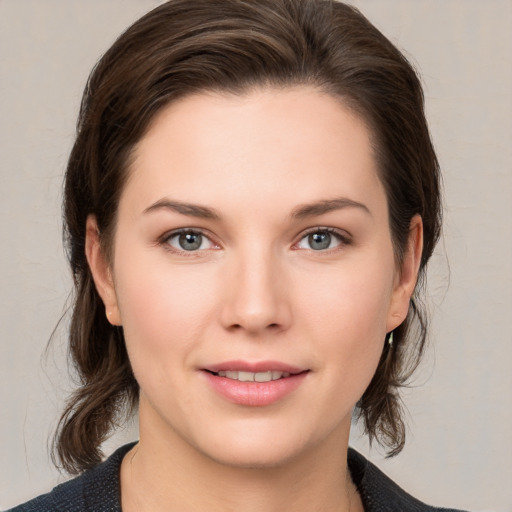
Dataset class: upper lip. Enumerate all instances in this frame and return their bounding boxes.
[203,360,306,374]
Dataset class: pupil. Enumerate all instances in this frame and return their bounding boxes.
[309,232,331,250]
[179,232,202,251]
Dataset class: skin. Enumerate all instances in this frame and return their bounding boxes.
[86,87,423,512]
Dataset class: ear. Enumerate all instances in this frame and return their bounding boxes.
[386,215,423,332]
[85,215,122,326]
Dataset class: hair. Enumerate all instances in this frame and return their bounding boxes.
[55,0,441,474]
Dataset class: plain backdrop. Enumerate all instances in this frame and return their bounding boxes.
[1,1,511,510]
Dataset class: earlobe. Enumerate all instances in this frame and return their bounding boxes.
[386,215,423,332]
[85,215,122,326]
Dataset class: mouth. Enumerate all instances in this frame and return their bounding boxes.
[203,360,307,380]
[206,370,293,382]
[202,362,309,406]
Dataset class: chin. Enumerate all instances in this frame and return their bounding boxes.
[189,418,334,471]
[202,439,306,470]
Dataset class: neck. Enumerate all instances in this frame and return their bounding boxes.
[121,404,362,512]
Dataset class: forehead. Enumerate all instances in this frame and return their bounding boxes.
[124,86,384,216]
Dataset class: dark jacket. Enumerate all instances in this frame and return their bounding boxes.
[8,443,468,511]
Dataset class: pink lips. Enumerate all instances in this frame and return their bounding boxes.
[202,360,308,406]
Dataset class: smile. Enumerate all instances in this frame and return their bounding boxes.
[203,363,309,406]
[215,370,291,382]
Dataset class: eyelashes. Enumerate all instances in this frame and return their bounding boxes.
[295,227,351,251]
[163,229,218,252]
[159,227,352,255]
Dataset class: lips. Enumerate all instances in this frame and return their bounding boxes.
[205,360,304,374]
[202,361,309,406]
[216,370,290,382]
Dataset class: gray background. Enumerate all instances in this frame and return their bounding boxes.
[1,1,511,510]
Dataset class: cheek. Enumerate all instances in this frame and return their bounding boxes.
[299,255,394,337]
[296,255,394,388]
[112,249,219,363]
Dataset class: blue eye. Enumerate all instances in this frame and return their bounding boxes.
[297,229,346,251]
[165,230,214,251]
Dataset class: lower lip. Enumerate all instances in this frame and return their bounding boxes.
[202,371,308,406]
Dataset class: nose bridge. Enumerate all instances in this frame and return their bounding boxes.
[221,241,290,333]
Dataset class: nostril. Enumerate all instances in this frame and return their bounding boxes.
[226,322,281,333]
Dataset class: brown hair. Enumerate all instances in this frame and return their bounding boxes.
[56,0,441,473]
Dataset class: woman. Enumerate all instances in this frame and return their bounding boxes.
[9,0,468,510]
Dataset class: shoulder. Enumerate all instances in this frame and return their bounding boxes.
[7,443,135,512]
[348,448,469,512]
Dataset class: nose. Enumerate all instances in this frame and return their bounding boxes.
[219,248,292,335]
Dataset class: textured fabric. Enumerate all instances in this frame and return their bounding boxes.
[9,443,468,511]
[347,449,466,512]
[7,443,132,512]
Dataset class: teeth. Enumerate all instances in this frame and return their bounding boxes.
[216,370,291,382]
[254,371,272,382]
[238,371,255,382]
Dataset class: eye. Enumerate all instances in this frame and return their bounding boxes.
[164,230,216,252]
[296,229,348,251]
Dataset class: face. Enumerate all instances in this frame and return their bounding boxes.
[88,87,420,469]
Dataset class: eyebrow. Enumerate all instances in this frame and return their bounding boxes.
[143,199,221,220]
[291,197,371,219]
[143,196,370,221]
